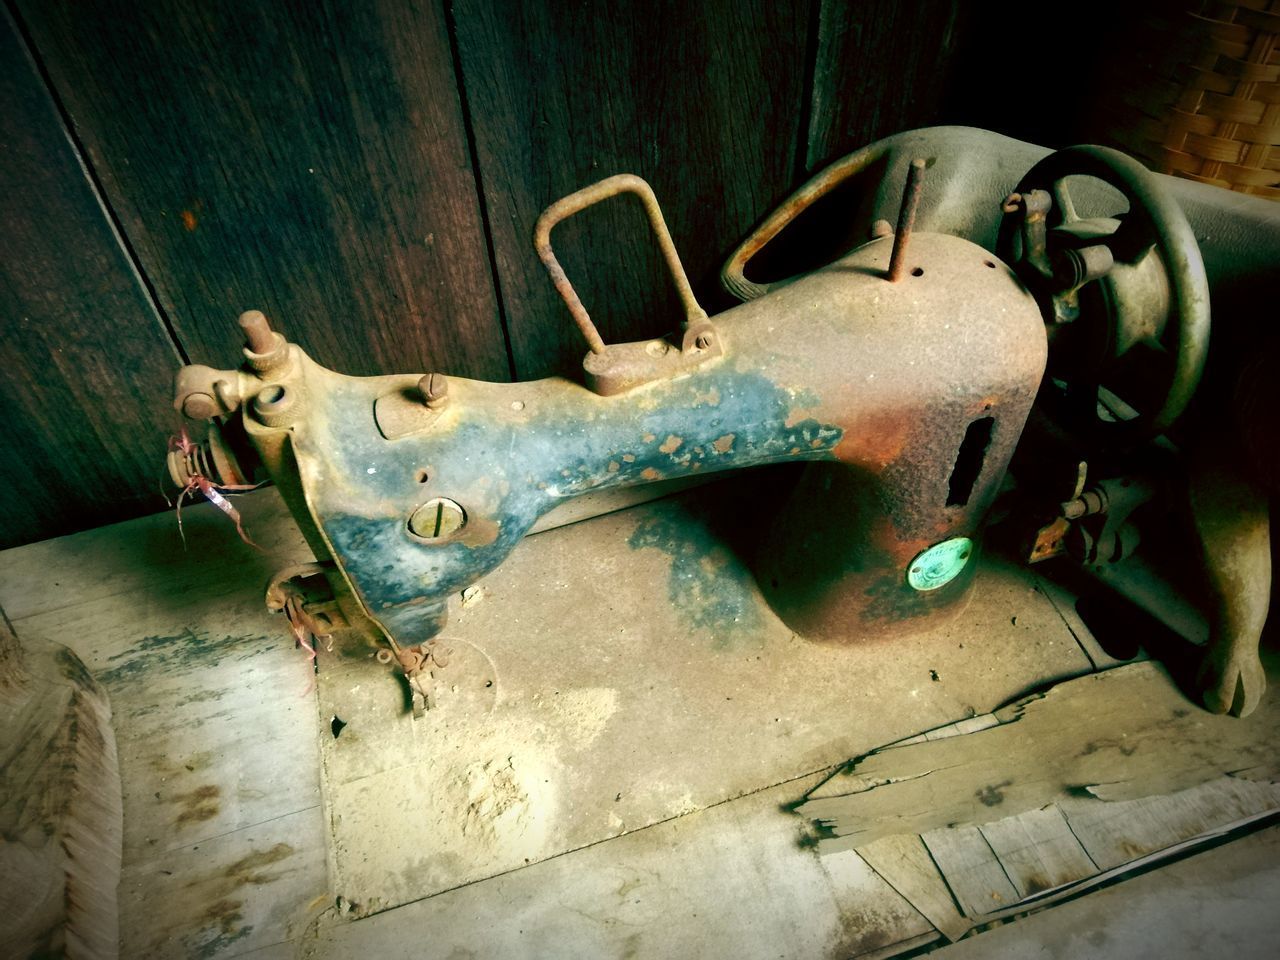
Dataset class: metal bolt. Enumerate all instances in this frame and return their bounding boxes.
[695,334,712,350]
[419,373,449,409]
[397,648,425,673]
[239,310,276,354]
[181,393,218,420]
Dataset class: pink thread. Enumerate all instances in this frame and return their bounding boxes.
[168,428,262,548]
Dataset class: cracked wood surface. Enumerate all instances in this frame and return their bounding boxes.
[934,823,1280,960]
[798,659,1280,944]
[799,659,1280,853]
[0,493,328,960]
[315,475,1091,914]
[4,480,1276,958]
[0,479,1092,958]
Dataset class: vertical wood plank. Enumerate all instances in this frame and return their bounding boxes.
[1058,779,1280,871]
[920,824,1021,919]
[452,0,812,380]
[805,0,975,171]
[857,834,972,941]
[15,0,510,381]
[977,805,1098,898]
[0,8,180,549]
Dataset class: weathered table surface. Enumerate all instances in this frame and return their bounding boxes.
[1,473,1190,960]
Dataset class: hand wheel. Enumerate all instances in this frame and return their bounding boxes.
[998,145,1210,442]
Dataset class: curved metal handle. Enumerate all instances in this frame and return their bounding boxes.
[534,174,707,355]
[720,142,889,302]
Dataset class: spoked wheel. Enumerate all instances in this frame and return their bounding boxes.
[998,145,1210,445]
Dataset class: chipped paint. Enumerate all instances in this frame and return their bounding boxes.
[228,230,1044,648]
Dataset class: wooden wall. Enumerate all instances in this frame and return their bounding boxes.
[0,0,1124,549]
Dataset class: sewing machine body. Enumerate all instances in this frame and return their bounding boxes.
[211,230,1044,648]
[169,126,1279,716]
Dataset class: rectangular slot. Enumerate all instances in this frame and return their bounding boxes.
[947,416,994,507]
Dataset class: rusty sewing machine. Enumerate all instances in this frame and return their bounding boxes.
[168,127,1276,719]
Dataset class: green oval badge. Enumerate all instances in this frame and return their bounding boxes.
[907,537,973,591]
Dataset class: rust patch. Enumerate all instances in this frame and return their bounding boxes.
[712,433,735,454]
[640,467,662,481]
[181,209,199,231]
[1120,839,1149,859]
[607,461,620,473]
[642,432,656,443]
[843,409,911,469]
[622,453,636,463]
[659,435,683,454]
[225,843,295,885]
[201,898,243,935]
[1022,873,1051,896]
[460,513,501,548]
[826,905,902,959]
[178,842,293,958]
[174,784,221,826]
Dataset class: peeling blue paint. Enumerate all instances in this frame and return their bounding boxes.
[300,364,843,644]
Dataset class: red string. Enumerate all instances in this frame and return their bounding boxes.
[168,428,263,549]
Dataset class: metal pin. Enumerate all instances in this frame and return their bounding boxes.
[239,310,276,353]
[887,158,927,283]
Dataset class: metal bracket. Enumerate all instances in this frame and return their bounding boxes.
[534,173,721,396]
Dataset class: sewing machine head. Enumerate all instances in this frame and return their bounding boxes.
[171,131,1266,717]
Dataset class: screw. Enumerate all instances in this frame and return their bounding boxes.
[239,310,277,354]
[419,373,449,409]
[695,334,712,350]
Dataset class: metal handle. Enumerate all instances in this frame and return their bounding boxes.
[534,174,707,355]
[720,142,889,302]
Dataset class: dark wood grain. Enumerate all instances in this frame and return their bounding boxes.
[15,0,509,381]
[452,0,812,380]
[805,0,978,171]
[0,9,181,550]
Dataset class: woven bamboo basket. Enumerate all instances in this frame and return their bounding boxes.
[1102,1,1280,199]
